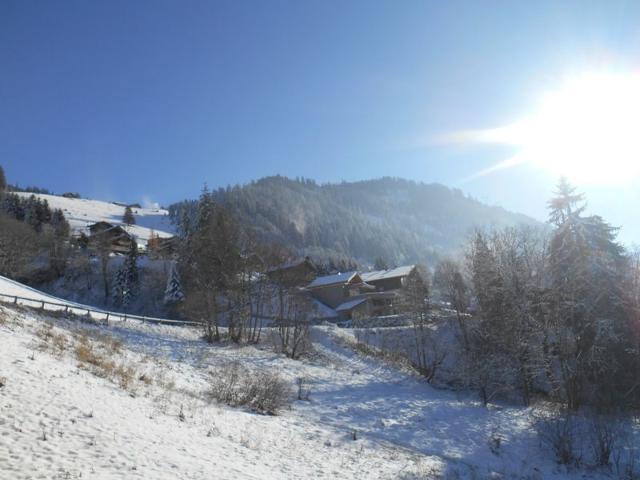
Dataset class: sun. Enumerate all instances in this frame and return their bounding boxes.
[461,73,640,184]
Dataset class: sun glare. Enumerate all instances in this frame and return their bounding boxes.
[464,73,640,184]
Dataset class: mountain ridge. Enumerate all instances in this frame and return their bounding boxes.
[171,175,541,266]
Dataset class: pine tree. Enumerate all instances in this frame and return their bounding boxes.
[374,256,389,270]
[547,179,630,409]
[123,206,136,225]
[164,263,184,305]
[121,241,139,308]
[112,267,125,306]
[113,242,139,308]
[547,176,586,226]
[0,165,6,195]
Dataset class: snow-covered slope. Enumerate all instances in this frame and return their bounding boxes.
[0,274,106,311]
[1,299,630,479]
[0,306,441,479]
[15,192,175,246]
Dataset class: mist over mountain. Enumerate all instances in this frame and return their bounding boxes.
[170,176,541,266]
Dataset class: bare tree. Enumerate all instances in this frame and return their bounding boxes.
[273,291,312,359]
[401,266,445,382]
[433,259,470,350]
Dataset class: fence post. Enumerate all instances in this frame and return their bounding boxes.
[14,296,17,304]
[105,312,110,324]
[41,301,45,310]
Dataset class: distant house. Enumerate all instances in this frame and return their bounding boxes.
[148,235,178,259]
[267,257,317,288]
[360,265,417,291]
[306,265,422,321]
[88,221,135,254]
[306,271,369,311]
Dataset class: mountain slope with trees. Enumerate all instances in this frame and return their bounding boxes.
[170,176,540,266]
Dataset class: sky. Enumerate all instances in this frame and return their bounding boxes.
[2,1,640,243]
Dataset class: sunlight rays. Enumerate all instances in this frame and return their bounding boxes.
[449,73,640,184]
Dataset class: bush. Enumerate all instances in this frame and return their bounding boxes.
[536,409,636,471]
[209,361,291,415]
[534,411,582,466]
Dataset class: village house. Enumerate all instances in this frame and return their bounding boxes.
[267,257,317,288]
[87,221,136,254]
[305,265,424,321]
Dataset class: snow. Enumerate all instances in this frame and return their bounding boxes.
[335,297,368,312]
[0,306,442,479]
[360,265,415,283]
[307,272,358,289]
[15,192,175,246]
[0,275,197,326]
[0,280,634,479]
[0,274,107,312]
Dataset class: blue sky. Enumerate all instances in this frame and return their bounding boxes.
[2,1,639,242]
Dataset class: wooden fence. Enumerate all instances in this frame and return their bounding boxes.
[0,292,202,327]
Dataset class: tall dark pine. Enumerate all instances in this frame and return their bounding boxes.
[547,178,630,409]
[164,263,184,305]
[121,241,139,308]
[179,186,242,342]
[123,206,136,226]
[547,176,586,226]
[0,165,6,195]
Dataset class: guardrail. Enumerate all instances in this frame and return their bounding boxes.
[0,292,202,327]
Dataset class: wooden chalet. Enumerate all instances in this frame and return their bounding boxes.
[267,257,317,289]
[306,265,422,321]
[88,221,136,254]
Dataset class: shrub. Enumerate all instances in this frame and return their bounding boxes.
[534,410,582,466]
[209,361,291,415]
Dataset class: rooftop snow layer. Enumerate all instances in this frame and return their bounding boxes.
[360,265,415,283]
[307,271,358,289]
[335,297,368,312]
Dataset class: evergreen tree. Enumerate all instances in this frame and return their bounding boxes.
[112,267,125,306]
[123,206,136,225]
[48,208,71,276]
[546,179,630,409]
[112,242,139,308]
[51,209,70,238]
[0,165,6,195]
[121,241,139,308]
[547,176,586,226]
[164,263,184,305]
[373,256,389,270]
[1,193,23,220]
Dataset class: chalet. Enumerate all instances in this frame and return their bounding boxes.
[305,265,422,321]
[305,271,370,311]
[267,257,317,288]
[88,221,135,254]
[148,235,179,259]
[360,265,417,291]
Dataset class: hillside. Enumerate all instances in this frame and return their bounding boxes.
[14,192,175,247]
[1,299,617,479]
[174,176,540,266]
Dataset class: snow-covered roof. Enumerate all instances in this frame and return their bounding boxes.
[267,257,315,273]
[360,265,415,283]
[307,271,359,289]
[335,297,368,312]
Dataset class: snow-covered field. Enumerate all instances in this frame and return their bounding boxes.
[15,192,175,246]
[0,285,635,479]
